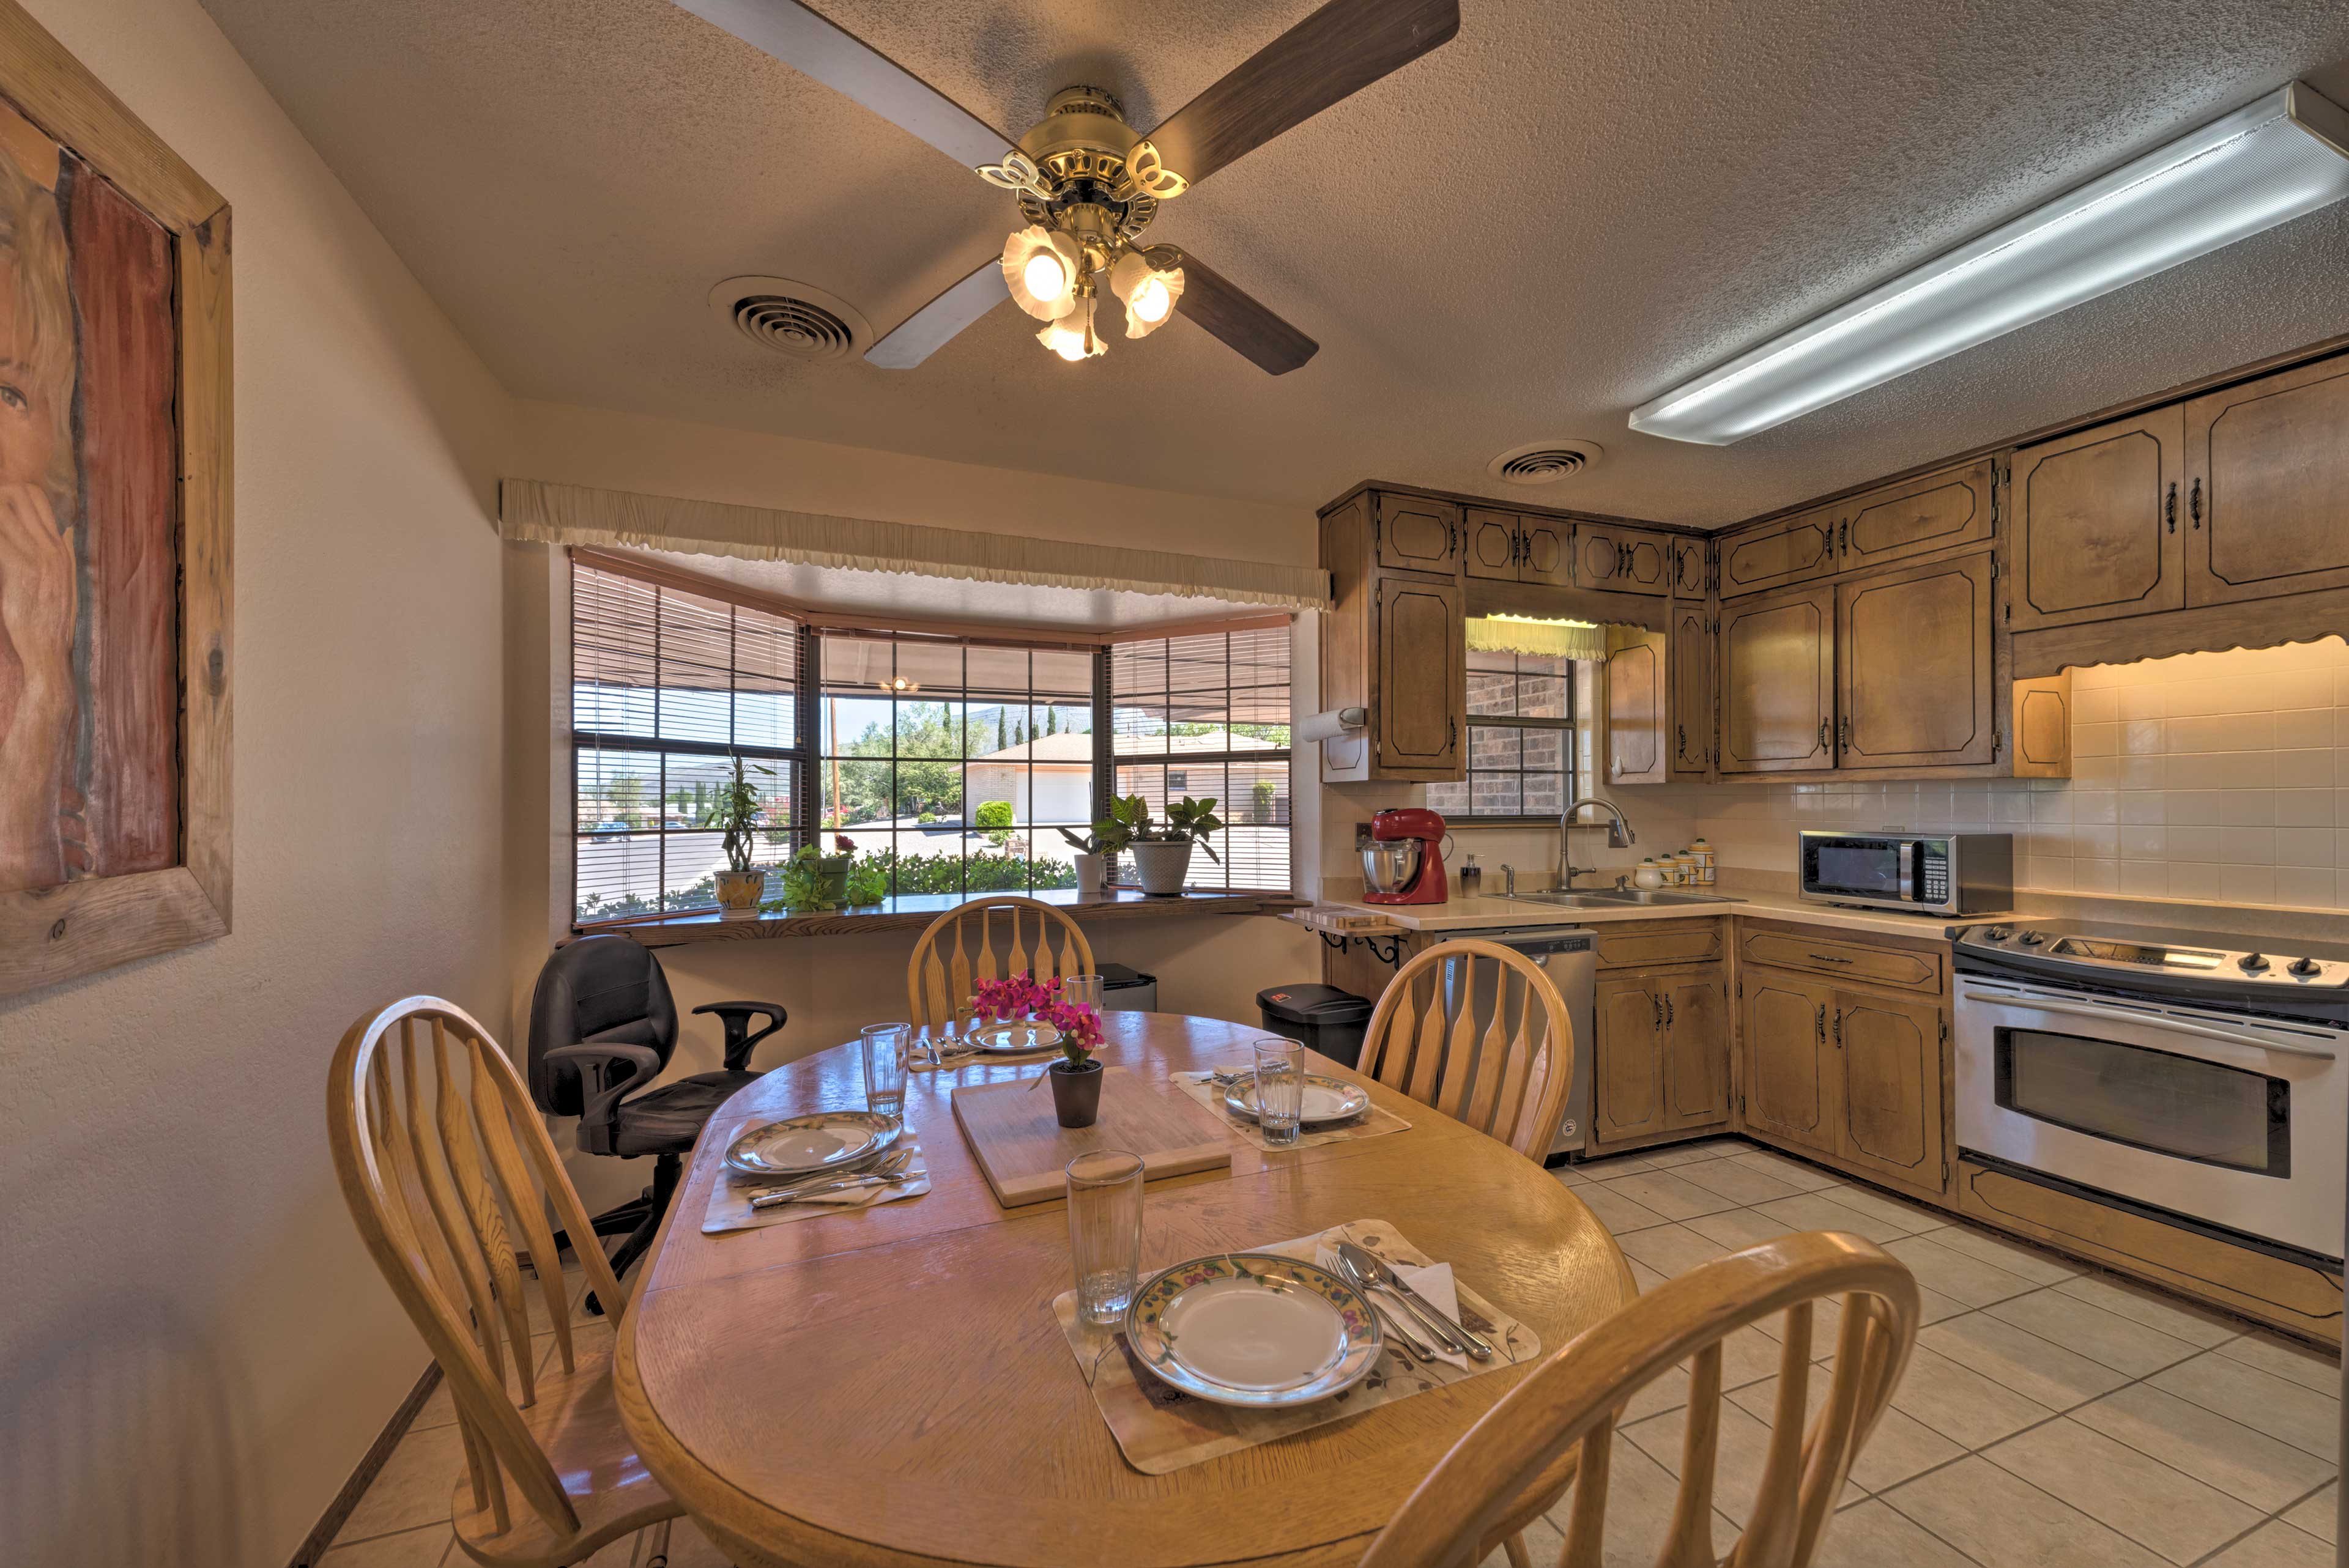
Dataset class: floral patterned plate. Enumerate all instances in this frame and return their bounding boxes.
[1125,1253,1382,1408]
[722,1110,901,1178]
[1221,1074,1371,1126]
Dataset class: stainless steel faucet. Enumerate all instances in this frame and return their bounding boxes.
[1499,864,1516,897]
[1559,798,1635,890]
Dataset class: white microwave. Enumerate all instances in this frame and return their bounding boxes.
[1798,830,2011,916]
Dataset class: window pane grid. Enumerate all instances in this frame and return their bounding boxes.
[1110,629,1291,892]
[1426,651,1576,822]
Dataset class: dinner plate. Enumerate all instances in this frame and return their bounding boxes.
[722,1110,902,1178]
[1221,1074,1371,1127]
[970,1020,1063,1054]
[1124,1254,1381,1408]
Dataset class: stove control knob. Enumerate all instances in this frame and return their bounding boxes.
[2288,957,2322,978]
[1983,925,2014,942]
[2017,931,2046,947]
[2239,953,2269,973]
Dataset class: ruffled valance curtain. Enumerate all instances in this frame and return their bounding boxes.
[1465,615,1611,661]
[499,479,1330,612]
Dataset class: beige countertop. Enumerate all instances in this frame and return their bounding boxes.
[1313,887,2025,942]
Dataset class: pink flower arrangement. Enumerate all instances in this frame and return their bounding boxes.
[1042,997,1104,1066]
[968,972,1103,1067]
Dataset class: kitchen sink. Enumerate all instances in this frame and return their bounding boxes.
[1501,888,1744,908]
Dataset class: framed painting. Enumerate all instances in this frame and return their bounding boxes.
[0,2,231,997]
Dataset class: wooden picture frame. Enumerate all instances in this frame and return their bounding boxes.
[0,1,231,997]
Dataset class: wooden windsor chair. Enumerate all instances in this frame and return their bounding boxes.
[1360,1232,1923,1568]
[1357,937,1578,1161]
[905,894,1096,1028]
[328,997,684,1567]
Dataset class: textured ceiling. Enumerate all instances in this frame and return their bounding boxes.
[199,0,2349,527]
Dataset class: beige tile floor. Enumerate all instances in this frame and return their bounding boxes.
[325,1137,2341,1567]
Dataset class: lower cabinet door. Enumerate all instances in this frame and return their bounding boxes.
[1834,989,1946,1190]
[1740,971,1838,1153]
[1661,966,1732,1130]
[1593,975,1664,1144]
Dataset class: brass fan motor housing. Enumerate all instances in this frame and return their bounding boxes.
[1013,86,1160,243]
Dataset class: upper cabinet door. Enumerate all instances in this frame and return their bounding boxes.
[1517,514,1573,586]
[1668,536,1709,599]
[1720,506,1838,599]
[1576,523,1671,596]
[1461,507,1520,583]
[2185,356,2349,608]
[1604,631,1668,785]
[1716,583,1836,774]
[1838,553,1996,770]
[2011,407,2185,631]
[1374,492,1462,576]
[1668,602,1712,778]
[1373,574,1463,776]
[1839,460,1996,574]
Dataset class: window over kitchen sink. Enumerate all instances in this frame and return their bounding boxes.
[1425,649,1576,823]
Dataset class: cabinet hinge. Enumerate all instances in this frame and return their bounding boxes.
[1992,725,2003,759]
[1736,976,1743,999]
[2003,602,2011,624]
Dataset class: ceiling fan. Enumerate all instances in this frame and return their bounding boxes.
[675,0,1460,374]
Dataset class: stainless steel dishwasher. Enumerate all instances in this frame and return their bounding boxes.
[1440,926,1598,1159]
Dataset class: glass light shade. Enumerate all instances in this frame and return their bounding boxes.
[1108,250,1185,338]
[1002,224,1082,322]
[1631,81,2349,445]
[1036,294,1104,361]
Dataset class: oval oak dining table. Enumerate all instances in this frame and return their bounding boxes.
[613,1011,1633,1568]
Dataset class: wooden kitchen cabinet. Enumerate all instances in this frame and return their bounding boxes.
[1603,630,1667,785]
[1668,602,1712,778]
[2011,405,2185,630]
[1668,535,1710,598]
[1716,583,1835,774]
[1833,988,1946,1190]
[1838,459,1996,574]
[1374,491,1463,575]
[1575,521,1671,596]
[1464,506,1573,586]
[1720,505,1838,600]
[1592,963,1732,1145]
[2184,354,2349,607]
[1740,969,1838,1154]
[1837,552,1996,769]
[1373,574,1463,775]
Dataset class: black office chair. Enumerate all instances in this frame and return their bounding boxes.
[527,935,786,1312]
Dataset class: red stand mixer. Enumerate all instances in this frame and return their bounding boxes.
[1360,807,1450,905]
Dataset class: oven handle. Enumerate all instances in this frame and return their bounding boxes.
[1959,983,2340,1060]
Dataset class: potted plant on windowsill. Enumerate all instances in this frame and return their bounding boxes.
[1111,794,1223,897]
[1055,826,1121,894]
[703,756,773,918]
[776,835,882,912]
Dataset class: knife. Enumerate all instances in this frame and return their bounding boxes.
[1338,1240,1493,1361]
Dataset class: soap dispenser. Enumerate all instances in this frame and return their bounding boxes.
[1459,853,1482,896]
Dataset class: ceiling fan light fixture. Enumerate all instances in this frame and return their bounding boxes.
[1037,292,1105,361]
[1002,225,1083,321]
[1108,250,1184,338]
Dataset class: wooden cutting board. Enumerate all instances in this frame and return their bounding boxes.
[951,1067,1234,1208]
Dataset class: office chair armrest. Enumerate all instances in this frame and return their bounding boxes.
[544,1041,662,1156]
[692,1000,788,1073]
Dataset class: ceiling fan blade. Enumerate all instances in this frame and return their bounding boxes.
[1157,249,1319,375]
[1146,0,1458,187]
[865,255,1009,369]
[675,0,1017,168]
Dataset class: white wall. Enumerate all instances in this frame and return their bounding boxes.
[0,2,513,1562]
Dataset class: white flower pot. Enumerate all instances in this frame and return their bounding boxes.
[1074,852,1107,893]
[1127,840,1193,897]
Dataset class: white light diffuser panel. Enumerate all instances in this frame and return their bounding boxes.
[1630,81,2349,445]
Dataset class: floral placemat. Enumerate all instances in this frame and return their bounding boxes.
[1170,1070,1412,1150]
[700,1141,930,1235]
[1050,1218,1540,1475]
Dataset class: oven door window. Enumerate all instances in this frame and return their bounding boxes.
[1809,841,1903,898]
[1994,1027,2290,1177]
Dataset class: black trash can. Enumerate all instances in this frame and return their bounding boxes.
[1256,983,1375,1070]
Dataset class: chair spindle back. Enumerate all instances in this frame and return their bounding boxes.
[1357,938,1576,1158]
[906,895,1097,1028]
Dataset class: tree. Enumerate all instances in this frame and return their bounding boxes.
[1046,707,1058,736]
[995,706,1008,751]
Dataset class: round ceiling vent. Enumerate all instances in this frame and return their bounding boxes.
[1487,438,1605,486]
[707,276,872,363]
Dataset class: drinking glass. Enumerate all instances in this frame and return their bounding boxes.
[1059,974,1105,1014]
[1252,1038,1305,1147]
[860,1022,910,1120]
[1066,1148,1145,1326]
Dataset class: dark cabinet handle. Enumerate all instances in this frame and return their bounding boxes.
[1838,716,1851,750]
[1817,717,1830,753]
[1833,1010,1844,1048]
[1814,1004,1826,1043]
[1652,994,1664,1030]
[2165,482,2176,533]
[1664,995,1675,1029]
[2191,478,2202,528]
[1838,518,1849,558]
[1808,952,1855,965]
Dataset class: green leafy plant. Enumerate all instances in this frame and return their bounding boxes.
[975,799,1015,848]
[699,756,774,875]
[1251,777,1278,823]
[1055,826,1115,855]
[1096,794,1222,862]
[774,845,829,911]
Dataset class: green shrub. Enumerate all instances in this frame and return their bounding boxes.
[974,801,1014,829]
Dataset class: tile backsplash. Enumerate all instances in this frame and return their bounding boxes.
[1638,638,2348,912]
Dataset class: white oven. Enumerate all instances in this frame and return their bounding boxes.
[1956,977,2347,1259]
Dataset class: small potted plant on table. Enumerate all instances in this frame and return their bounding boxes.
[1112,794,1224,897]
[970,975,1107,1126]
[704,756,774,918]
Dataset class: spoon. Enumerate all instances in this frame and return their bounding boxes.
[1338,1240,1492,1361]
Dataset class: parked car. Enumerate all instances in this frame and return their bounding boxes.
[588,819,633,841]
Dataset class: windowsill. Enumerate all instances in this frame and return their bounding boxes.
[590,885,1308,947]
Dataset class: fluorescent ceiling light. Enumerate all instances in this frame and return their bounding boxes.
[1630,81,2349,446]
